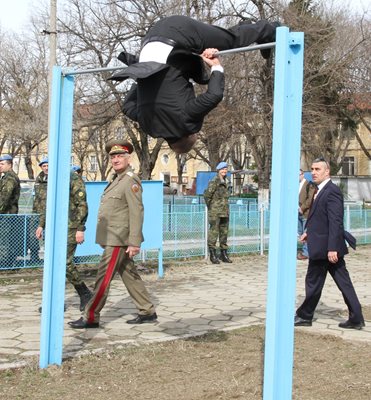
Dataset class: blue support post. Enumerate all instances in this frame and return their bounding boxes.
[263,28,305,399]
[39,67,75,368]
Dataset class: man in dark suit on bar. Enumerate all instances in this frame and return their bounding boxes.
[295,157,365,330]
[111,16,279,153]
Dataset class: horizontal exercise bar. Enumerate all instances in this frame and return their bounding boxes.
[216,42,275,56]
[62,41,277,76]
[62,65,125,76]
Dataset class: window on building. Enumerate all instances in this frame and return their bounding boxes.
[89,155,98,172]
[161,154,169,165]
[342,156,355,176]
[115,127,125,140]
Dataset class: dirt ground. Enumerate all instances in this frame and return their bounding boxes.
[1,325,370,400]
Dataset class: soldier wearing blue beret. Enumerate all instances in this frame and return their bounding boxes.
[0,154,21,267]
[34,158,92,311]
[204,161,232,264]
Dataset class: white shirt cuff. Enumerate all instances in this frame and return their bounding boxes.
[211,65,224,73]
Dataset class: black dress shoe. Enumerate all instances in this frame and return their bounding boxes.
[126,313,158,324]
[68,317,99,329]
[294,315,312,327]
[338,320,365,330]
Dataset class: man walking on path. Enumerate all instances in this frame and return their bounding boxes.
[35,159,92,311]
[295,158,365,330]
[68,140,157,329]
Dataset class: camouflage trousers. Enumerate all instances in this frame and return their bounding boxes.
[207,216,229,250]
[66,228,83,286]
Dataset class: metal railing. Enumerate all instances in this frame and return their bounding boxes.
[0,207,370,270]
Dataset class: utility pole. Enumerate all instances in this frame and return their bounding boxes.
[48,0,57,120]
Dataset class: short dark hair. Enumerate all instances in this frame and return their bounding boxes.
[313,157,330,168]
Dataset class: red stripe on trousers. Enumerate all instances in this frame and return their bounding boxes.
[88,246,120,323]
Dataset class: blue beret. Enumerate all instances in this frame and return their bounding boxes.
[216,161,228,170]
[0,154,13,161]
[39,157,48,166]
[71,165,81,172]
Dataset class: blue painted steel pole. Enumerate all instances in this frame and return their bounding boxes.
[39,67,75,368]
[263,28,304,399]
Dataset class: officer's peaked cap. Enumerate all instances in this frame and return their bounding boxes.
[105,140,134,155]
[216,161,228,170]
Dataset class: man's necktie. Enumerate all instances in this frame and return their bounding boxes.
[313,186,319,200]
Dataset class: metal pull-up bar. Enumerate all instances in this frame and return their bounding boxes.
[62,41,276,76]
[216,41,275,56]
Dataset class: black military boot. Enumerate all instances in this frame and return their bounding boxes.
[220,249,232,263]
[209,248,220,264]
[74,282,93,311]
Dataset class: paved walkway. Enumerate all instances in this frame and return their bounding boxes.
[0,246,370,370]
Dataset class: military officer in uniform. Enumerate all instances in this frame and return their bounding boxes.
[0,154,21,267]
[35,158,92,311]
[68,140,157,329]
[203,161,232,264]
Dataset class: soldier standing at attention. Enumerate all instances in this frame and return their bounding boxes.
[203,161,232,264]
[0,154,21,267]
[35,158,92,311]
[68,140,157,329]
[0,154,21,214]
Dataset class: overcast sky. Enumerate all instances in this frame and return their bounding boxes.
[0,0,370,34]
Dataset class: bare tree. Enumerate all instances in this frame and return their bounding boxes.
[0,29,49,178]
[284,0,371,172]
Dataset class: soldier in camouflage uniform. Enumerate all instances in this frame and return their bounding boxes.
[0,155,21,267]
[29,158,49,263]
[35,159,92,311]
[203,161,232,264]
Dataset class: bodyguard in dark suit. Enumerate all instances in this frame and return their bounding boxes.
[295,158,365,330]
[111,16,278,153]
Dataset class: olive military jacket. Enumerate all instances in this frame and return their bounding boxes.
[203,174,230,218]
[69,173,88,231]
[0,170,21,214]
[96,166,144,247]
[33,171,88,231]
[32,171,48,227]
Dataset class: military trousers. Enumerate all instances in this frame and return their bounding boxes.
[66,228,83,286]
[26,215,41,263]
[207,216,229,250]
[84,245,155,324]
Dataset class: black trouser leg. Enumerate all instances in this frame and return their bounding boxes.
[296,259,328,320]
[328,258,364,324]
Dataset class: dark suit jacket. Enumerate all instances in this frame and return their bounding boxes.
[122,66,224,141]
[306,180,348,260]
[112,16,276,142]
